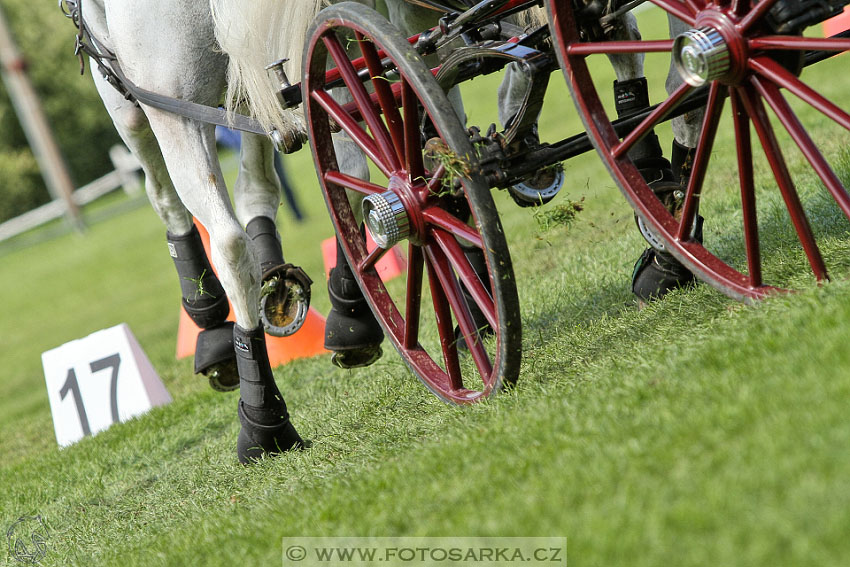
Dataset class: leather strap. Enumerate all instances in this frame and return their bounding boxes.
[62,0,269,136]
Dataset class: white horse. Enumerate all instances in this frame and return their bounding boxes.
[82,0,325,463]
[79,0,701,463]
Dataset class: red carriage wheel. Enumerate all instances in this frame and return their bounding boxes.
[549,0,850,300]
[303,2,522,403]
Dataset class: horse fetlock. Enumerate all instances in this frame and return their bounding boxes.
[613,77,665,165]
[324,265,384,368]
[246,216,313,337]
[246,216,284,274]
[195,322,239,391]
[233,324,304,463]
[167,226,230,328]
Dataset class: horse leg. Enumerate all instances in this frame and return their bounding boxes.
[497,63,564,207]
[91,69,238,391]
[604,13,698,303]
[144,110,303,461]
[235,133,312,338]
[323,117,385,369]
[101,0,302,461]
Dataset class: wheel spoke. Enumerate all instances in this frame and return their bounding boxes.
[403,79,426,183]
[430,230,496,329]
[677,82,725,240]
[358,244,389,272]
[730,88,762,287]
[358,32,406,164]
[648,0,696,25]
[424,163,446,199]
[425,253,463,391]
[311,89,391,177]
[752,75,850,223]
[750,57,850,133]
[323,33,402,173]
[422,206,483,248]
[425,245,493,382]
[684,0,703,16]
[750,36,850,52]
[738,0,781,32]
[324,170,386,196]
[613,81,693,159]
[566,39,673,56]
[738,83,828,281]
[730,0,749,16]
[404,243,424,349]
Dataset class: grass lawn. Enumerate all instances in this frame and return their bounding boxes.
[2,6,850,566]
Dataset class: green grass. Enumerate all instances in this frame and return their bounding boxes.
[3,7,850,566]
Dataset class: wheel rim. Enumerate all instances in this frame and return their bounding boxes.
[304,4,522,403]
[549,0,850,300]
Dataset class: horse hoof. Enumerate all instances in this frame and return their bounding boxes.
[260,264,312,337]
[237,401,306,464]
[204,359,239,392]
[330,345,383,369]
[508,165,564,207]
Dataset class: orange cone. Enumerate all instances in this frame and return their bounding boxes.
[321,235,407,281]
[175,220,328,366]
[824,7,850,37]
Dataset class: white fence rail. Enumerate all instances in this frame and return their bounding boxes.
[0,145,141,243]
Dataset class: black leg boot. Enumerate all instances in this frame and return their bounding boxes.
[324,239,384,369]
[671,139,697,187]
[613,78,698,303]
[246,216,312,338]
[167,225,229,328]
[245,216,285,275]
[234,324,304,464]
[168,226,237,391]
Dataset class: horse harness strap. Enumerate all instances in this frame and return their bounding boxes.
[59,0,269,137]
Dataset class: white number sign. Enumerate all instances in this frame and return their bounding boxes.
[42,323,171,447]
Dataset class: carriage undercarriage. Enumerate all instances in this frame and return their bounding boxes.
[73,0,850,406]
[293,0,850,403]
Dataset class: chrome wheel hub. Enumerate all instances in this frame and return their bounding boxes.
[362,190,410,249]
[673,26,731,87]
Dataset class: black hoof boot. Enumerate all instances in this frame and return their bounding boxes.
[324,239,383,369]
[613,78,700,303]
[234,324,304,464]
[195,322,239,392]
[630,166,703,303]
[246,217,313,338]
[632,247,697,303]
[455,245,494,350]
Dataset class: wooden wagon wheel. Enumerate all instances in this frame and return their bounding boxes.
[550,0,850,300]
[303,2,522,403]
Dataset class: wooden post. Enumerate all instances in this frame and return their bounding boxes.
[0,5,84,232]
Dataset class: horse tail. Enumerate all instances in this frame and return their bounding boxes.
[210,0,325,139]
[517,5,547,29]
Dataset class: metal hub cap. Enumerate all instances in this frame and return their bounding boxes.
[673,26,731,87]
[362,190,410,249]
